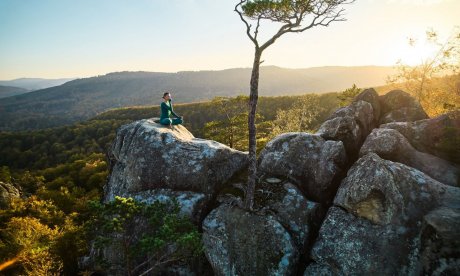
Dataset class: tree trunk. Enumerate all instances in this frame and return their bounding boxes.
[244,49,262,210]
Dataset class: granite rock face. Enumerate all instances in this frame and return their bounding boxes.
[83,119,249,275]
[105,118,249,201]
[379,89,429,124]
[352,88,381,123]
[334,153,460,225]
[420,207,460,275]
[360,128,459,187]
[306,153,460,274]
[381,110,460,164]
[317,100,375,158]
[0,181,20,209]
[202,204,299,276]
[257,132,347,203]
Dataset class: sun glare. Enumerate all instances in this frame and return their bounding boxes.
[396,38,440,66]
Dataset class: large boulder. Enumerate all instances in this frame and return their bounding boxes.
[360,128,459,187]
[334,153,460,225]
[381,111,460,164]
[306,153,460,275]
[307,206,422,275]
[202,204,299,276]
[379,90,428,124]
[316,100,375,158]
[257,132,347,203]
[0,181,20,209]
[104,118,248,201]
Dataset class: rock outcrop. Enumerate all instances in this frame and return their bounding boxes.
[316,100,375,159]
[105,118,248,202]
[379,89,429,124]
[334,153,460,225]
[82,118,249,275]
[360,128,459,187]
[83,89,460,275]
[381,110,460,164]
[0,181,20,209]
[202,204,298,276]
[307,153,460,274]
[257,132,347,203]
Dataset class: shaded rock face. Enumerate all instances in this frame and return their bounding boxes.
[360,128,460,187]
[381,110,460,164]
[420,207,460,275]
[0,181,20,209]
[309,206,420,275]
[379,89,428,124]
[202,204,298,276]
[257,132,347,203]
[334,153,459,225]
[105,118,248,201]
[306,153,460,274]
[317,100,375,158]
[353,88,381,123]
[255,180,326,249]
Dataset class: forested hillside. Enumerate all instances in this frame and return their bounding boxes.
[0,66,394,131]
[0,86,29,99]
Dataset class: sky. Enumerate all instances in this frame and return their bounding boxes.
[0,0,459,80]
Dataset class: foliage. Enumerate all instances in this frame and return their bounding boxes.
[269,94,326,139]
[337,84,362,107]
[86,196,203,275]
[0,217,63,275]
[388,27,460,116]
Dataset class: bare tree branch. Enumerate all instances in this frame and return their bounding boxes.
[235,0,259,47]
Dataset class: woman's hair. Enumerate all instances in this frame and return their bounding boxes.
[162,92,170,98]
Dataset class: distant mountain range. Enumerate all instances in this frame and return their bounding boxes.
[0,77,76,91]
[0,66,396,131]
[0,85,30,99]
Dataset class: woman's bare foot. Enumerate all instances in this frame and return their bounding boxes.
[168,124,173,129]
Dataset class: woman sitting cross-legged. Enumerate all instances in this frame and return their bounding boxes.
[159,92,183,128]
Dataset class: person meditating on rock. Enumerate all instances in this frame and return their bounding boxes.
[159,92,183,128]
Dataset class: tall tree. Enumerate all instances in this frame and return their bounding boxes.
[235,0,355,210]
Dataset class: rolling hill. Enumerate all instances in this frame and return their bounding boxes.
[0,66,395,131]
[0,77,75,91]
[0,85,29,99]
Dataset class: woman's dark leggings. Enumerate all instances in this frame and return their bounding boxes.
[160,117,183,125]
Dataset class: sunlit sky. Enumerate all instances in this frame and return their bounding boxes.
[0,0,459,80]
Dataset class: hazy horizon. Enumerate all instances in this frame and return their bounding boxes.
[0,64,395,81]
[1,0,459,80]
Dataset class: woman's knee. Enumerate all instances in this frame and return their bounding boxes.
[160,118,172,125]
[172,118,183,125]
